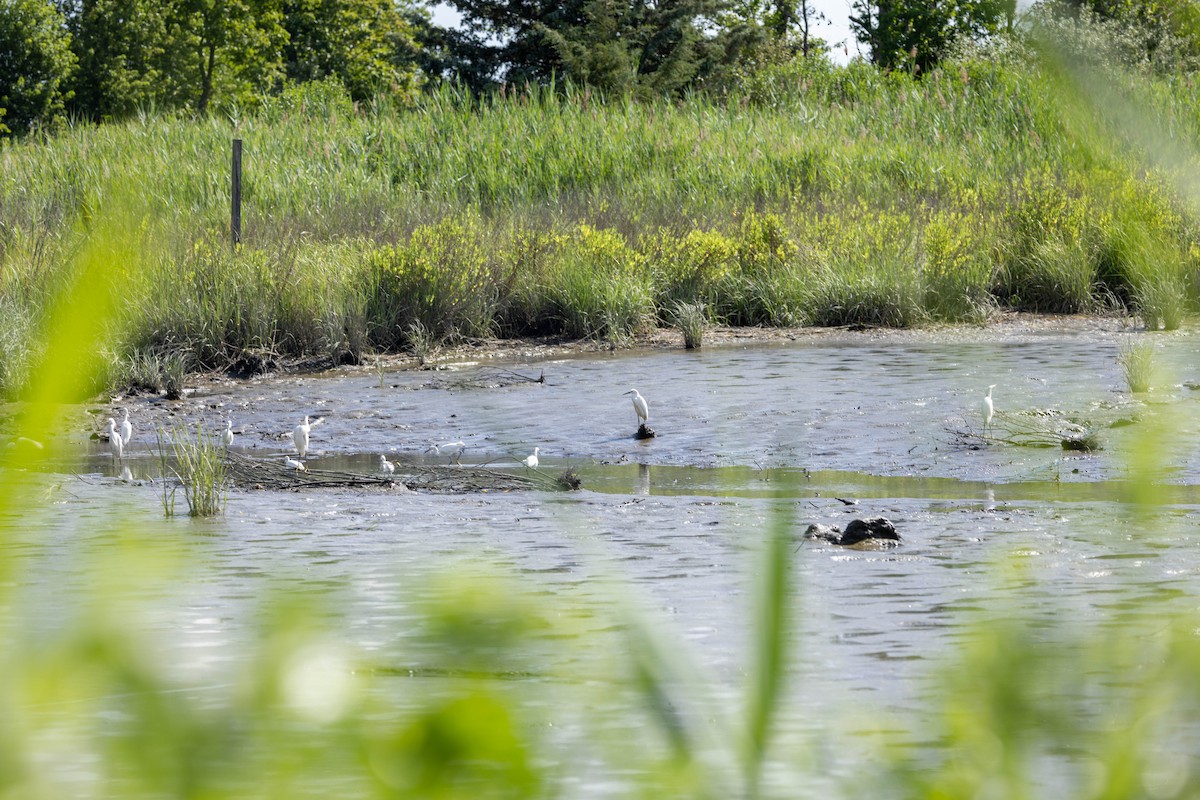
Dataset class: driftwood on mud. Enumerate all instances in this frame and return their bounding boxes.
[223,450,542,493]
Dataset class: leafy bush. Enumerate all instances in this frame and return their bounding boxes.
[542,225,654,341]
[364,216,499,346]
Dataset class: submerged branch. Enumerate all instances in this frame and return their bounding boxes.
[945,410,1104,452]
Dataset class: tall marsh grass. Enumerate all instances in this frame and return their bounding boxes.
[1,50,1198,393]
[1118,340,1156,393]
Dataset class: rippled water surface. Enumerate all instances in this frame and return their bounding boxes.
[11,323,1200,793]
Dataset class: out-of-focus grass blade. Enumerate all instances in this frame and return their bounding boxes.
[744,502,793,799]
[0,198,147,567]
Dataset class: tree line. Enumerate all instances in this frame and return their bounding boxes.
[0,0,1189,137]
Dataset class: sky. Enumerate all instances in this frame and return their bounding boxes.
[430,1,862,65]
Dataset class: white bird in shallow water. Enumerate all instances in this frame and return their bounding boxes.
[106,418,125,462]
[293,415,322,458]
[379,454,395,474]
[984,384,996,431]
[222,419,234,448]
[284,455,306,472]
[624,389,649,427]
[120,409,133,448]
[522,447,540,469]
[426,440,466,464]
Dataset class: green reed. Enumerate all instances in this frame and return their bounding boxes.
[158,422,227,517]
[671,301,707,349]
[1118,339,1156,394]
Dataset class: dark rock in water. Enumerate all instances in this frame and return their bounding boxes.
[840,517,900,545]
[803,517,900,547]
[803,523,843,543]
[635,424,656,439]
[1060,434,1101,452]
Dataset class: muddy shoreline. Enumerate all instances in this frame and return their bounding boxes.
[0,311,1155,448]
[209,310,1142,386]
[70,310,1159,454]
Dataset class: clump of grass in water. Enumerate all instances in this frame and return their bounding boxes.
[1118,340,1154,394]
[1135,277,1184,331]
[671,301,707,349]
[110,348,190,398]
[157,423,226,517]
[406,321,439,367]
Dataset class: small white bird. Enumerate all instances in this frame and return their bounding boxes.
[379,454,395,474]
[222,419,234,448]
[293,415,323,458]
[284,455,306,472]
[120,409,133,448]
[107,418,125,462]
[984,384,996,431]
[624,389,649,427]
[426,440,466,464]
[522,447,540,469]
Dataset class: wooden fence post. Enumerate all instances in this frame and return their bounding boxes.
[231,138,243,248]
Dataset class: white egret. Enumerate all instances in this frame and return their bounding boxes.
[284,455,306,472]
[222,419,235,448]
[624,389,649,427]
[379,454,395,474]
[984,384,996,431]
[426,440,466,465]
[522,447,540,469]
[120,409,133,447]
[106,418,125,462]
[293,415,323,458]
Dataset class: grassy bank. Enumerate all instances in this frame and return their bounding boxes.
[2,47,1199,394]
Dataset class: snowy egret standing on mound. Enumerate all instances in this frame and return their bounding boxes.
[120,409,133,447]
[379,454,395,474]
[624,389,649,427]
[223,419,234,448]
[284,455,306,472]
[984,384,996,431]
[107,418,125,462]
[523,447,540,469]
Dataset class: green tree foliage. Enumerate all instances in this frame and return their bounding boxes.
[60,0,425,120]
[63,0,165,120]
[849,0,1012,73]
[0,0,76,136]
[446,0,732,95]
[1039,0,1200,72]
[153,0,287,113]
[62,0,286,117]
[282,0,422,102]
[759,0,829,55]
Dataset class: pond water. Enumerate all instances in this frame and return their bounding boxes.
[8,320,1200,795]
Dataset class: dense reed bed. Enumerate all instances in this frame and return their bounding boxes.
[1,48,1199,394]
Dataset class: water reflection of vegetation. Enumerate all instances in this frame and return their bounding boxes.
[575,462,1200,505]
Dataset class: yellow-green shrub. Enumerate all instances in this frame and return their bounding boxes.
[364,216,498,346]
